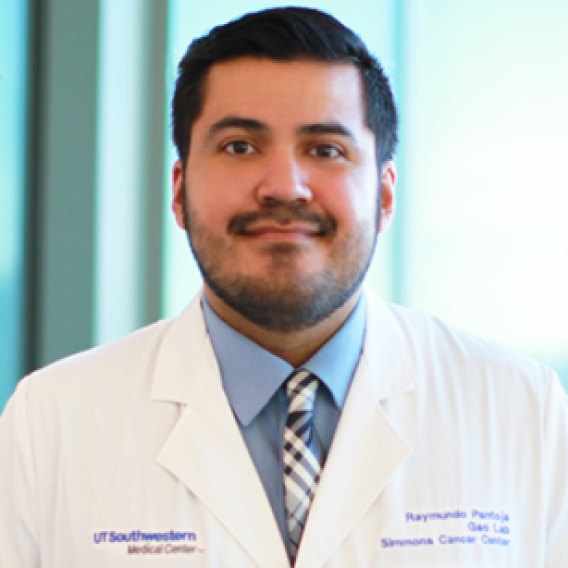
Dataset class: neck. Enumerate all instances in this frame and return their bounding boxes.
[203,286,362,368]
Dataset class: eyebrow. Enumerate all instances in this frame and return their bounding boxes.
[205,116,269,142]
[204,116,356,143]
[297,122,355,140]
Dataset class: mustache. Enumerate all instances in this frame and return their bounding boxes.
[227,205,337,236]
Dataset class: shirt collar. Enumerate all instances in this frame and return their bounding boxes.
[202,293,366,427]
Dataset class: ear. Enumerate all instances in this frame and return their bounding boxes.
[379,160,396,233]
[172,160,185,230]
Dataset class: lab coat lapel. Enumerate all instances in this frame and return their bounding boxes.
[295,291,417,568]
[151,296,289,568]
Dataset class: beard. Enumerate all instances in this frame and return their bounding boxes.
[182,185,378,333]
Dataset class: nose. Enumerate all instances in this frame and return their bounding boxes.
[256,151,312,207]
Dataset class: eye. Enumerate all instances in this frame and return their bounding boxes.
[223,140,256,155]
[309,144,344,159]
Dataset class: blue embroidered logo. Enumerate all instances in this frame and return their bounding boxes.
[93,530,204,556]
[381,508,511,549]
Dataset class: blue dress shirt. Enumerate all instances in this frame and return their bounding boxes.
[201,294,366,557]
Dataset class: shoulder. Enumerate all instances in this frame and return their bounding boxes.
[365,291,558,397]
[15,317,176,410]
[10,293,212,424]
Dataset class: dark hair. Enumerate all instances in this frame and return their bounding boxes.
[172,6,398,166]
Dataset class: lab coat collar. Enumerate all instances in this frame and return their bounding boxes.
[151,293,290,568]
[295,288,417,568]
[360,285,418,401]
[150,291,209,405]
[150,288,417,568]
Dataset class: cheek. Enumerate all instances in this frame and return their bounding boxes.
[349,173,380,223]
[317,176,378,229]
[185,173,242,229]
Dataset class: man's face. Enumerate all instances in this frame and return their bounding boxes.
[172,58,395,332]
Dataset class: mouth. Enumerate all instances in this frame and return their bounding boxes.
[242,221,323,240]
[228,207,336,239]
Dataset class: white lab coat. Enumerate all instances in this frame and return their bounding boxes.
[1,290,567,567]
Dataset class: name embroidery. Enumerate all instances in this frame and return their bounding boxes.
[381,509,511,549]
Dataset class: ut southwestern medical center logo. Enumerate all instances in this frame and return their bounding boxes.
[93,530,204,556]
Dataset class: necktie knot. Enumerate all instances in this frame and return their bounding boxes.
[286,370,318,414]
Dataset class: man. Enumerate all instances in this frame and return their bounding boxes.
[1,7,567,567]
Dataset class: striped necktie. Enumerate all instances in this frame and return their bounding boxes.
[283,370,321,560]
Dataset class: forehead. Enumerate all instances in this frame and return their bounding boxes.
[195,57,368,133]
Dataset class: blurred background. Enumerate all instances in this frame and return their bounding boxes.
[1,0,567,412]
